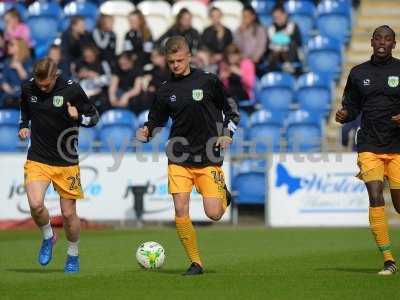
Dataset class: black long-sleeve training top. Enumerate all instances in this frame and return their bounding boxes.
[341,56,400,153]
[144,68,240,167]
[19,77,99,166]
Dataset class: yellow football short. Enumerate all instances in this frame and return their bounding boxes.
[24,160,84,199]
[357,152,400,189]
[168,164,226,199]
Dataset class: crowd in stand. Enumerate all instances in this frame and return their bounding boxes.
[0,0,359,117]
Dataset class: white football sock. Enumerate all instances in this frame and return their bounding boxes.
[67,240,79,257]
[40,222,53,240]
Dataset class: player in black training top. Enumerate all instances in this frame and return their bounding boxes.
[136,36,240,275]
[336,25,400,275]
[18,57,99,273]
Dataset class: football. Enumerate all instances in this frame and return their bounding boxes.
[136,241,166,269]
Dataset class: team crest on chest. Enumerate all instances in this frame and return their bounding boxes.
[53,95,64,107]
[388,76,399,88]
[192,89,203,101]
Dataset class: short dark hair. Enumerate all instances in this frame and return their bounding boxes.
[373,25,396,40]
[33,57,58,81]
[272,4,286,14]
[164,36,190,55]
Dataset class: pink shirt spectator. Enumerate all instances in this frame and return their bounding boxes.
[5,23,32,47]
[240,58,255,99]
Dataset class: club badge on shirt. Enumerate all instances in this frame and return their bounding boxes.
[388,76,399,88]
[53,96,64,107]
[192,89,203,101]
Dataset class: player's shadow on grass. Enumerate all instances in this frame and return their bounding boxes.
[6,268,64,274]
[317,268,377,274]
[157,268,217,275]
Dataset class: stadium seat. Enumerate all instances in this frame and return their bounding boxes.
[171,1,208,32]
[249,109,285,127]
[258,72,295,112]
[137,0,172,40]
[284,0,316,43]
[79,126,97,152]
[99,1,135,54]
[63,1,99,31]
[238,110,250,129]
[316,0,351,44]
[229,127,247,154]
[98,109,137,129]
[306,35,342,80]
[250,0,276,16]
[259,14,273,27]
[99,126,133,152]
[27,2,62,58]
[286,110,322,152]
[137,127,169,152]
[0,109,20,152]
[212,0,244,31]
[296,72,332,117]
[248,123,281,153]
[232,171,266,205]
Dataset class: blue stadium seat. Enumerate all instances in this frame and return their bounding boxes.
[284,0,316,43]
[250,0,276,15]
[229,127,247,154]
[79,126,97,152]
[238,110,250,128]
[27,16,59,58]
[98,109,136,152]
[99,126,133,152]
[306,35,342,80]
[137,127,169,152]
[259,14,273,27]
[316,0,351,44]
[98,109,136,129]
[296,72,332,117]
[248,123,281,153]
[232,171,266,205]
[250,109,285,127]
[0,109,20,152]
[259,72,295,112]
[63,1,98,31]
[28,1,62,18]
[286,110,322,152]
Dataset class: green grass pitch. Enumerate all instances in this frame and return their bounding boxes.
[0,227,399,299]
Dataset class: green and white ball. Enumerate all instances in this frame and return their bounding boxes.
[136,241,165,269]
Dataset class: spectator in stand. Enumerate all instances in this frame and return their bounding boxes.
[47,44,71,80]
[75,45,111,114]
[201,7,233,63]
[4,8,31,47]
[92,14,116,68]
[265,5,302,74]
[141,48,170,112]
[157,8,202,53]
[234,5,267,73]
[223,43,255,102]
[123,9,154,67]
[1,38,32,108]
[60,16,94,71]
[219,44,256,114]
[108,52,144,114]
[192,47,218,74]
[0,31,7,92]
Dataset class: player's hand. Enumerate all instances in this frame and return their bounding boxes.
[335,109,348,124]
[136,126,149,142]
[67,102,79,120]
[216,136,232,149]
[18,128,30,140]
[391,114,400,125]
